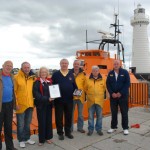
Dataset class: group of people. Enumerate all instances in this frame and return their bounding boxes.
[0,61,36,150]
[0,58,130,150]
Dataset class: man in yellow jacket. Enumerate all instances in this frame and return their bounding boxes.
[71,60,86,133]
[14,62,36,148]
[85,66,106,136]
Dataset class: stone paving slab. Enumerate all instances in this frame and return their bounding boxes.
[2,107,150,150]
[128,116,147,126]
[137,148,149,150]
[92,138,139,150]
[145,132,150,137]
[112,132,150,150]
[142,120,150,126]
[81,146,101,150]
[129,107,150,113]
[54,130,112,150]
[128,111,150,121]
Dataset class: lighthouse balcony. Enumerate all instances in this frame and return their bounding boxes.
[131,16,149,25]
[131,20,149,25]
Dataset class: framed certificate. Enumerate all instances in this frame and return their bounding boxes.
[73,89,82,96]
[49,84,61,99]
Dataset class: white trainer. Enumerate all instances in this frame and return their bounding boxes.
[19,142,25,148]
[26,139,35,145]
[123,129,129,135]
[107,128,116,133]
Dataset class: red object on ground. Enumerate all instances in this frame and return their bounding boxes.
[131,124,140,128]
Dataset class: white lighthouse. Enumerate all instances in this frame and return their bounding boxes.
[131,4,150,73]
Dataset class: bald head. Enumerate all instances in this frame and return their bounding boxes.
[113,60,121,71]
[2,60,13,75]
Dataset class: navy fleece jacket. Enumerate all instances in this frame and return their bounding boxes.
[52,70,77,102]
[106,68,130,98]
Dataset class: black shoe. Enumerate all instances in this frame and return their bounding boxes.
[58,135,64,140]
[97,130,103,136]
[87,131,93,136]
[65,134,74,139]
[77,129,85,133]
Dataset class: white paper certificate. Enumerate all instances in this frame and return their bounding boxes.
[49,84,61,99]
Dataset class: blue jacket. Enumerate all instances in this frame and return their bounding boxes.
[52,70,77,102]
[106,68,130,98]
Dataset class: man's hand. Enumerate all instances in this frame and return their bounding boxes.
[49,98,54,102]
[112,93,117,98]
[116,92,121,98]
[16,105,21,110]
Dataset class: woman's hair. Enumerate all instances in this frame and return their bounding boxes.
[38,66,49,77]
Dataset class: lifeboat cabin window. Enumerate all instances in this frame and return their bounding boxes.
[76,52,80,57]
[85,52,91,56]
[80,60,85,67]
[93,52,100,56]
[98,65,107,69]
[102,52,108,58]
[79,52,92,57]
[79,53,85,57]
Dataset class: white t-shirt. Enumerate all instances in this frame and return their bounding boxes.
[115,71,118,81]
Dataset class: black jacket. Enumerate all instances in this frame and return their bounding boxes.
[33,78,53,108]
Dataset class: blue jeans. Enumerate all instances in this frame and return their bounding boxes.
[88,104,102,132]
[71,100,84,131]
[16,108,33,142]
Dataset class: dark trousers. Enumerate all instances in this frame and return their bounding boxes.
[110,97,129,130]
[55,101,73,135]
[0,101,14,150]
[36,104,53,143]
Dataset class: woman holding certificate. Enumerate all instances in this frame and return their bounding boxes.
[33,67,53,146]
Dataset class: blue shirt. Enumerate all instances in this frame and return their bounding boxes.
[2,75,13,103]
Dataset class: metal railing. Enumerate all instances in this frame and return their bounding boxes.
[129,82,149,106]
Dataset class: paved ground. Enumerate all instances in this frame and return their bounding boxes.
[2,107,150,150]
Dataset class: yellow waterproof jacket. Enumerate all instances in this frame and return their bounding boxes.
[85,73,106,108]
[71,69,86,103]
[14,70,36,113]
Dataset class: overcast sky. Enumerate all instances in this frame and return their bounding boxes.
[0,0,149,69]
